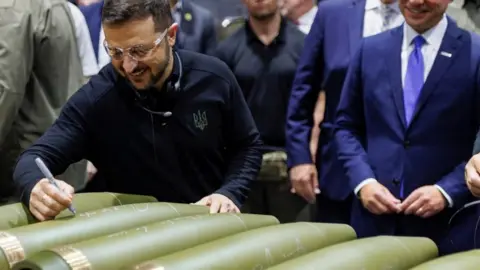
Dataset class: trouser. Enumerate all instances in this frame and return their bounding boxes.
[0,134,20,204]
[242,151,312,223]
[315,194,353,224]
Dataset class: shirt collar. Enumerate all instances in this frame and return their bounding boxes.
[245,17,288,44]
[365,0,400,12]
[297,6,318,26]
[402,15,448,50]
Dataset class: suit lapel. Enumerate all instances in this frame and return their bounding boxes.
[348,0,366,57]
[410,19,464,125]
[386,27,407,128]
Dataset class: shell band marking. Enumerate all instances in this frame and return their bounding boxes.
[51,246,92,270]
[0,231,25,267]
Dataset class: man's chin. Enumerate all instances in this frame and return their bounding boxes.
[128,79,150,90]
[130,81,149,90]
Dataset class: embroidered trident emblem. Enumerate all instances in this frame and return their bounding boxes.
[193,110,208,130]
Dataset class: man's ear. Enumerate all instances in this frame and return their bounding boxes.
[167,23,179,47]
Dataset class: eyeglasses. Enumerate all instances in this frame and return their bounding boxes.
[104,28,168,61]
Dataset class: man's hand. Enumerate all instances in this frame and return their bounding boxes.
[399,186,446,218]
[465,154,480,197]
[195,193,240,214]
[289,164,320,203]
[29,179,75,221]
[359,182,401,215]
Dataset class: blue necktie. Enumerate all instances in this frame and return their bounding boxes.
[403,35,425,125]
[400,36,425,198]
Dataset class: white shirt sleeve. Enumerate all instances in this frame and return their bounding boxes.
[67,3,99,77]
[354,178,377,196]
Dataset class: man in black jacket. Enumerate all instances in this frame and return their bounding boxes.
[13,0,262,221]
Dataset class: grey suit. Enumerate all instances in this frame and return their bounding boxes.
[175,0,217,54]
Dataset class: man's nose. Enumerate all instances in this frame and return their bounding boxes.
[122,55,138,73]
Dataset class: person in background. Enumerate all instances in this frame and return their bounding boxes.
[285,0,403,224]
[279,0,323,169]
[278,0,317,34]
[170,0,217,54]
[13,0,262,221]
[446,0,480,34]
[67,1,99,79]
[66,0,99,189]
[80,0,110,70]
[463,0,480,29]
[0,0,86,205]
[334,0,480,254]
[214,0,308,223]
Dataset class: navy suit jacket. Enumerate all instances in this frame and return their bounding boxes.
[175,0,217,55]
[286,0,365,201]
[80,0,217,61]
[80,1,103,61]
[335,19,480,251]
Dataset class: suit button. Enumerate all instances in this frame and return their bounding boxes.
[404,140,411,148]
[392,178,400,185]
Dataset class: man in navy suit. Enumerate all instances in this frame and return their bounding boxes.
[335,0,480,254]
[285,0,403,223]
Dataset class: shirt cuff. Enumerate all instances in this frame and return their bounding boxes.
[354,178,377,196]
[434,184,454,208]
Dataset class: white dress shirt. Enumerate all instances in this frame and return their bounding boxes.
[67,2,99,76]
[354,16,454,207]
[97,27,111,70]
[297,6,318,34]
[362,0,404,38]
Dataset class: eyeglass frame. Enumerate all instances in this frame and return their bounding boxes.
[103,27,169,61]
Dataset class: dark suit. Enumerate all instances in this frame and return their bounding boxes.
[286,0,366,223]
[335,19,480,254]
[174,0,217,54]
[80,0,217,61]
[80,1,103,62]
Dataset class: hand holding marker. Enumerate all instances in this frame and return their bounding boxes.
[35,157,76,214]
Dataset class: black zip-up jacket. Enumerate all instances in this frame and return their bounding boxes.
[13,50,263,207]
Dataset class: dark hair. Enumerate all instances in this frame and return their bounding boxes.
[102,0,173,32]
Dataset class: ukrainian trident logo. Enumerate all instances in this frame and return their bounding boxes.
[193,110,208,130]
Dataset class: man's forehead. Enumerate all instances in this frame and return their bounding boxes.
[103,18,156,47]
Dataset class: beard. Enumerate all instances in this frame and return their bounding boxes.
[149,44,171,89]
[129,42,171,91]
